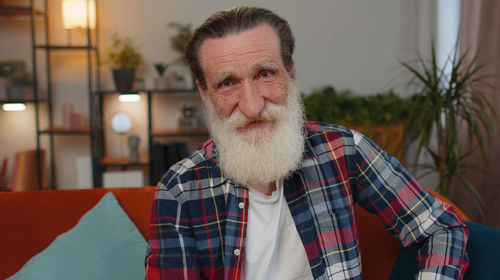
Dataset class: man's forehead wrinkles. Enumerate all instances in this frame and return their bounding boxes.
[208,48,273,66]
[198,24,284,90]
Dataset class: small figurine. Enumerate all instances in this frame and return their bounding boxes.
[128,135,140,162]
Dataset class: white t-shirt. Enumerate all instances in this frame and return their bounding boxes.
[243,181,314,280]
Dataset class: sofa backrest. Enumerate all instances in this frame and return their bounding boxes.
[0,186,466,280]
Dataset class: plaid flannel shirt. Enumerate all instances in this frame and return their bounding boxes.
[145,121,469,280]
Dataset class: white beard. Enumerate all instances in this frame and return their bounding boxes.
[203,80,305,187]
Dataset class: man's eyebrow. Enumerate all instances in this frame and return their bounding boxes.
[211,72,235,87]
[210,62,279,87]
[254,61,280,71]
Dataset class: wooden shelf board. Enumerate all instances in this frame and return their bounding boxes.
[151,129,209,137]
[39,127,90,135]
[101,155,150,166]
[0,6,44,16]
[34,45,97,50]
[0,98,38,104]
[148,88,196,94]
[97,88,196,95]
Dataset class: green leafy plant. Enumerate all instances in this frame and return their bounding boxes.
[107,33,142,69]
[154,63,168,77]
[302,86,411,124]
[0,60,32,86]
[302,86,411,163]
[400,40,499,215]
[168,22,192,64]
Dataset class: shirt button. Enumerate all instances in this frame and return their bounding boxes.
[238,202,245,209]
[233,248,241,256]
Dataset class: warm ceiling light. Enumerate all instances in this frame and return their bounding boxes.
[119,94,141,103]
[62,0,96,29]
[3,103,26,111]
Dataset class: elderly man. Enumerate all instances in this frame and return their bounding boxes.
[145,6,468,280]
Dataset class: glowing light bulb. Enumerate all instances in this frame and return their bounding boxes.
[119,94,141,102]
[3,103,26,111]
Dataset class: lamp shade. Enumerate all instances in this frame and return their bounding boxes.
[62,0,96,29]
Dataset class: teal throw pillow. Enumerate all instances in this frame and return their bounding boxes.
[389,221,500,280]
[8,192,147,280]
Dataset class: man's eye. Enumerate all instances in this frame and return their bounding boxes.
[260,70,274,78]
[220,79,232,87]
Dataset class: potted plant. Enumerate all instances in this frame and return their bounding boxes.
[153,63,169,89]
[400,41,498,214]
[168,22,192,65]
[302,86,412,163]
[167,22,192,88]
[0,60,32,100]
[107,33,142,92]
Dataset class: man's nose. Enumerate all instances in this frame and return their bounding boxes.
[238,81,265,118]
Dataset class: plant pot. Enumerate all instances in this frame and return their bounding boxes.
[167,72,186,90]
[6,85,24,100]
[154,76,168,90]
[112,68,135,92]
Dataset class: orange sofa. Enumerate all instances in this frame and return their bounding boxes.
[0,186,467,280]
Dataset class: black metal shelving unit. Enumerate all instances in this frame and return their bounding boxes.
[95,88,209,186]
[0,1,45,188]
[1,0,100,189]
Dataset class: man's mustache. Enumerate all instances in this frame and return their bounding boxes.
[226,104,285,129]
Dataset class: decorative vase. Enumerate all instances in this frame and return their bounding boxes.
[112,68,135,92]
[167,72,186,90]
[154,76,168,90]
[6,85,24,100]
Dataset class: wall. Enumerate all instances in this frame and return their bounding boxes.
[0,0,436,189]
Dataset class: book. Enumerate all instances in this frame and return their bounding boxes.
[9,149,45,191]
[151,141,188,184]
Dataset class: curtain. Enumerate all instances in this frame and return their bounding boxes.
[450,0,500,226]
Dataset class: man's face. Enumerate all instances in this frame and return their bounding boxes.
[195,24,304,187]
[197,24,293,137]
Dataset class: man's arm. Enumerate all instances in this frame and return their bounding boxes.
[145,182,200,279]
[348,131,469,279]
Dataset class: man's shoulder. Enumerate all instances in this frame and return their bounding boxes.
[305,121,351,133]
[305,121,357,146]
[157,138,219,193]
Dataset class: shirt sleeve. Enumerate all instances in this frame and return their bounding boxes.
[145,180,200,280]
[348,130,469,280]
